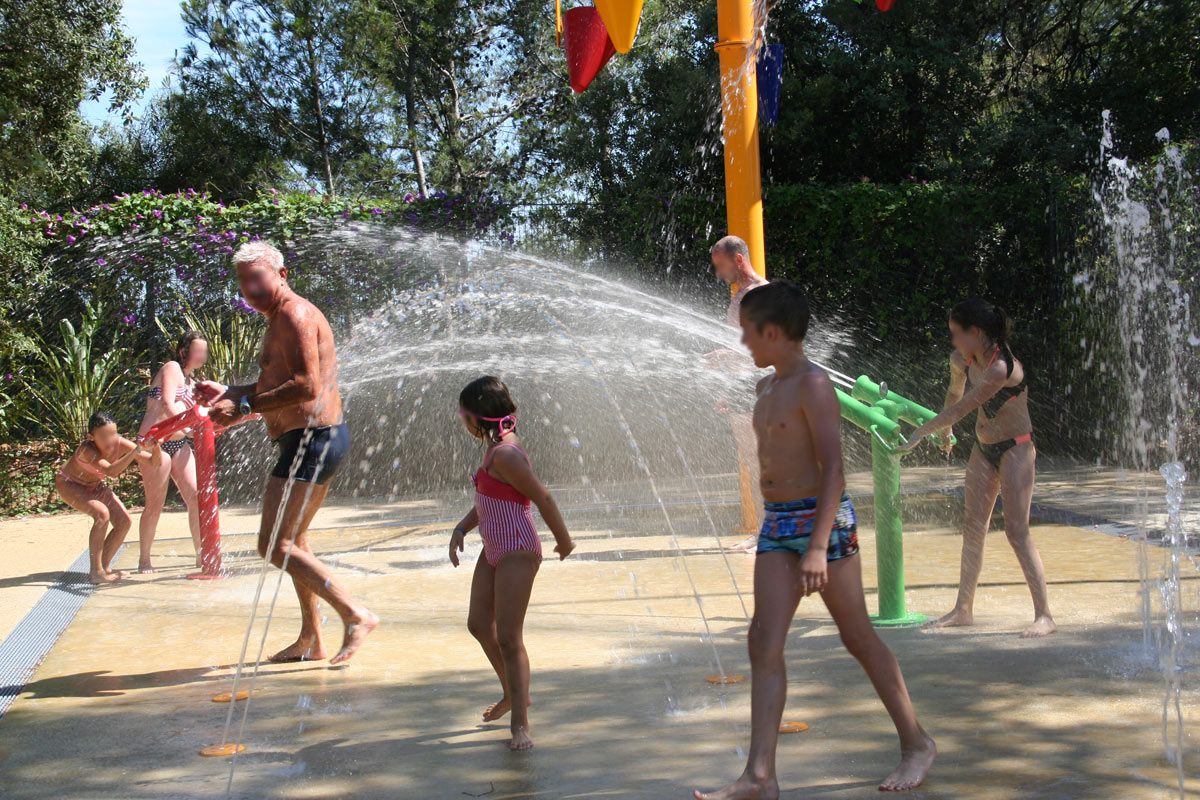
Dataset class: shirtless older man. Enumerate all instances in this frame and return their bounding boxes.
[704,235,769,551]
[197,241,377,665]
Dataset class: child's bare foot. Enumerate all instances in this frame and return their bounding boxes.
[107,568,129,579]
[925,608,972,629]
[268,636,326,663]
[484,697,511,721]
[1020,615,1057,638]
[509,724,533,751]
[693,773,779,800]
[879,735,936,791]
[484,695,531,722]
[728,534,758,553]
[90,570,120,584]
[329,611,379,665]
[138,560,156,574]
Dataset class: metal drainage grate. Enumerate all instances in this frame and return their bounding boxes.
[0,548,96,719]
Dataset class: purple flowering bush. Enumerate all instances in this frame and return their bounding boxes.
[2,188,510,445]
[18,186,509,327]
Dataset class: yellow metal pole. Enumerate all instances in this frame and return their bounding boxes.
[735,458,757,533]
[715,0,766,285]
[717,0,766,543]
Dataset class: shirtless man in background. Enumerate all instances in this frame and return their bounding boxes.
[199,241,377,665]
[704,235,769,550]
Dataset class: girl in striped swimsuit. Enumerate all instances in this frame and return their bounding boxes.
[449,376,576,752]
[135,331,209,573]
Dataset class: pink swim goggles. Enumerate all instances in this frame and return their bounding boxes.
[458,408,517,436]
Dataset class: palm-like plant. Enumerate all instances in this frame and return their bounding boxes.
[25,302,131,443]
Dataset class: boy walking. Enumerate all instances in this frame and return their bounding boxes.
[695,282,935,799]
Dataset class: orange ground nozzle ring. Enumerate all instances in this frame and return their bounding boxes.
[705,674,746,684]
[200,743,246,757]
[211,691,249,703]
[779,721,809,733]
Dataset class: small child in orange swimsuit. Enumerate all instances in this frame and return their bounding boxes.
[448,376,576,752]
[55,411,163,584]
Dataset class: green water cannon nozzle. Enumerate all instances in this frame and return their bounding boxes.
[851,375,940,428]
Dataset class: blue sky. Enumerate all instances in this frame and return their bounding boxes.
[81,0,191,126]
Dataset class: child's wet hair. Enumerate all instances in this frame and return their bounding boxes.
[740,280,810,342]
[87,410,116,433]
[951,299,1014,366]
[459,376,517,444]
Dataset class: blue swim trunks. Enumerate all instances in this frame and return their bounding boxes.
[757,495,860,560]
[270,422,350,485]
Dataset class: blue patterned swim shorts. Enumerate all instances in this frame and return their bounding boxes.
[757,494,860,560]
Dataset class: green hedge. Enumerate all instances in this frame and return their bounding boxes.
[767,178,1092,336]
[15,188,509,331]
[535,177,1113,455]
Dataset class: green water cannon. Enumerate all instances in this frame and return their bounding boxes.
[852,375,943,429]
[834,373,950,627]
[843,375,957,452]
[835,388,902,447]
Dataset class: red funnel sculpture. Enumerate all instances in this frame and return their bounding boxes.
[563,6,617,93]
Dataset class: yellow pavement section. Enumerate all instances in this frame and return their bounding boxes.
[0,482,1195,798]
[0,497,442,642]
[0,514,91,642]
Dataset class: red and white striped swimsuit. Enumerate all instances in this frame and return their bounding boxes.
[473,443,543,567]
[148,381,195,408]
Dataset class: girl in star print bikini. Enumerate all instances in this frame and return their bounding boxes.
[448,376,576,752]
[897,299,1056,639]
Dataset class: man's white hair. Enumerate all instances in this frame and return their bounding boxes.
[711,235,750,262]
[231,241,284,274]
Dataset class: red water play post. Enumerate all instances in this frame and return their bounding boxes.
[142,405,223,578]
[189,412,222,579]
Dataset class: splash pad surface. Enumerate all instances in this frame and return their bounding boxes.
[0,467,1194,799]
[1,237,1195,797]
